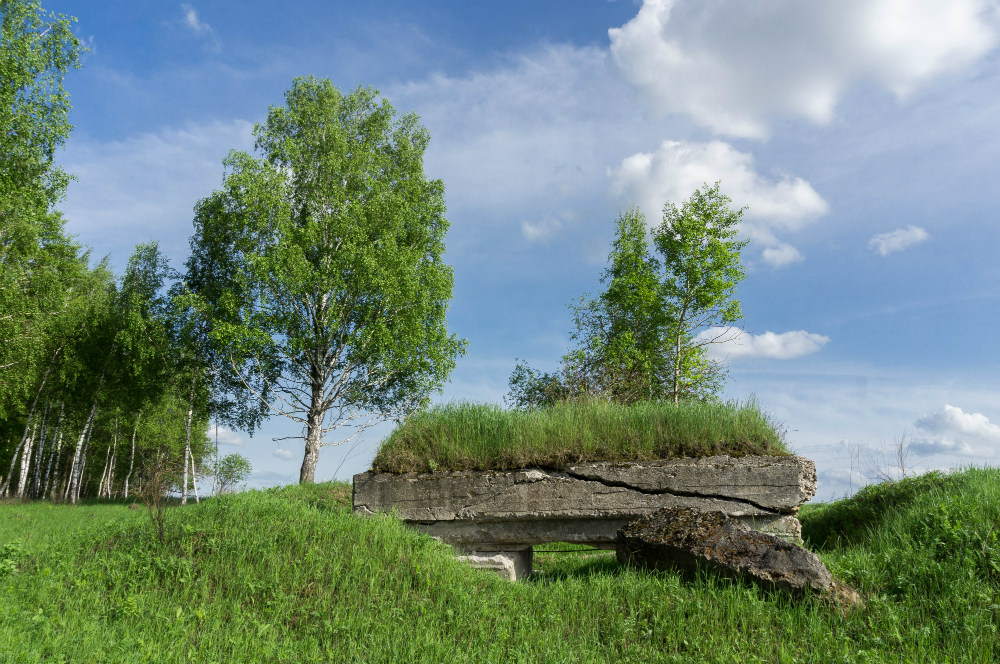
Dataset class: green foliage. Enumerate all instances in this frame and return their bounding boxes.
[0,0,85,418]
[0,540,24,577]
[511,185,746,410]
[566,207,673,404]
[654,182,747,403]
[504,359,573,411]
[213,453,251,494]
[187,77,466,482]
[371,399,787,473]
[3,470,1000,662]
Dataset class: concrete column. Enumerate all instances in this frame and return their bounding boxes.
[456,547,534,581]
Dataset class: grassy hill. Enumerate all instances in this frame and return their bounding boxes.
[2,468,999,662]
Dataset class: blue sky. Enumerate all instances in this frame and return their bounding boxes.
[47,0,1000,500]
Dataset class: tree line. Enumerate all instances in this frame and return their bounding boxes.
[2,1,466,496]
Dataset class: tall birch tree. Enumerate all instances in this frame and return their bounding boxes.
[187,77,466,483]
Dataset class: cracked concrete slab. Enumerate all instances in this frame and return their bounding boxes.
[353,455,816,550]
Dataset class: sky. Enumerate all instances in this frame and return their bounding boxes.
[42,0,1000,501]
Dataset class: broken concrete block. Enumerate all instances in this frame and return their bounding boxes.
[617,507,836,599]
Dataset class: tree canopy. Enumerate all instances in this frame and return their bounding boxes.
[187,77,466,483]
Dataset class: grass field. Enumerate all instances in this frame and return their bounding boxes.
[1,468,999,662]
[372,399,788,473]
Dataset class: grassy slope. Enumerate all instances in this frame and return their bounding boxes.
[372,400,788,474]
[0,470,998,663]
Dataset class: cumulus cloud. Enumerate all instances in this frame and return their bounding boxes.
[206,425,244,446]
[608,140,828,264]
[273,448,294,460]
[609,0,999,138]
[909,404,1000,457]
[916,404,1000,441]
[868,225,930,256]
[697,327,830,361]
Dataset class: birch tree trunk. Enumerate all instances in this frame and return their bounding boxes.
[123,414,139,499]
[67,401,98,504]
[97,445,111,498]
[181,369,199,505]
[16,422,37,498]
[42,425,62,499]
[29,403,51,498]
[0,413,32,497]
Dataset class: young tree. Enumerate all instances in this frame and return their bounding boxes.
[187,77,466,483]
[508,184,747,408]
[653,182,747,403]
[213,453,251,495]
[565,207,670,404]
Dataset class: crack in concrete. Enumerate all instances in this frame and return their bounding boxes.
[559,469,780,514]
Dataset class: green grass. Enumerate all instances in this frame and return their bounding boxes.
[372,399,789,473]
[1,469,999,662]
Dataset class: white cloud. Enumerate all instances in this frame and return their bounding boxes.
[761,243,804,268]
[207,425,245,446]
[609,0,999,138]
[60,119,254,269]
[180,4,221,51]
[868,225,930,256]
[915,404,1000,441]
[608,140,828,264]
[908,404,1000,457]
[273,448,294,460]
[698,327,830,362]
[181,5,212,35]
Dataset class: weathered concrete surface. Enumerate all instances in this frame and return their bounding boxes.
[353,455,816,558]
[455,549,533,582]
[617,507,856,603]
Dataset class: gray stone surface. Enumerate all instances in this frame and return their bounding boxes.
[617,507,833,599]
[353,455,816,559]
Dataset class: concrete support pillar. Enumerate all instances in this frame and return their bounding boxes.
[456,547,534,581]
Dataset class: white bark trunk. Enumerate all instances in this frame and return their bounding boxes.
[180,370,199,505]
[67,401,98,504]
[189,450,199,503]
[1,413,34,497]
[16,423,37,498]
[43,427,62,499]
[123,415,139,498]
[97,445,111,499]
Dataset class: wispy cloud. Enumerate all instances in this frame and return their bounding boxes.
[609,0,999,138]
[609,140,828,266]
[180,4,221,51]
[273,448,294,460]
[60,119,254,269]
[868,225,930,256]
[698,327,830,361]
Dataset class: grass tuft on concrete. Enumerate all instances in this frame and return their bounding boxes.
[371,398,789,474]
